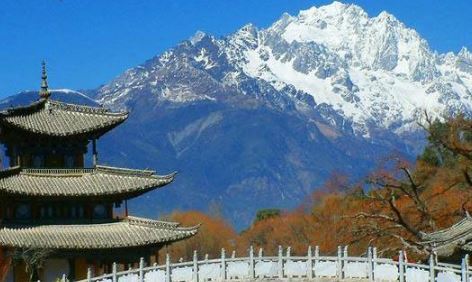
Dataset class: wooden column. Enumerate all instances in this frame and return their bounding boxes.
[92,139,98,167]
[68,258,75,281]
[0,247,12,282]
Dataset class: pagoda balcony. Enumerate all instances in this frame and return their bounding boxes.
[0,217,123,226]
[22,167,96,175]
[20,166,157,176]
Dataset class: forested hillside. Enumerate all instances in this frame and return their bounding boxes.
[161,115,471,261]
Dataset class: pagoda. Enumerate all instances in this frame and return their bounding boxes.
[421,214,472,260]
[0,62,198,281]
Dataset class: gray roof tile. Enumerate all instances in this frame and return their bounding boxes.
[0,216,198,249]
[0,99,128,137]
[0,165,175,198]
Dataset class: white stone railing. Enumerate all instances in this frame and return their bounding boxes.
[76,246,471,282]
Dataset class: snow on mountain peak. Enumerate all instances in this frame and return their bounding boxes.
[190,31,208,45]
[458,47,472,64]
[278,2,434,78]
[97,2,472,138]
[229,24,259,49]
[227,2,471,135]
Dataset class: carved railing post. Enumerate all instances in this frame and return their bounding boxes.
[166,254,171,282]
[139,257,145,282]
[286,247,292,278]
[337,246,342,279]
[112,262,117,282]
[249,246,255,279]
[193,250,198,282]
[278,246,283,278]
[307,246,313,279]
[429,253,435,282]
[367,247,373,281]
[343,246,348,279]
[220,248,226,281]
[462,256,468,282]
[396,251,404,282]
[466,254,470,282]
[87,267,92,282]
[372,247,378,281]
[314,246,320,278]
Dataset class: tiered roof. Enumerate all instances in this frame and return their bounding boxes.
[0,62,198,252]
[0,165,175,199]
[0,216,198,249]
[0,99,128,137]
[420,216,472,256]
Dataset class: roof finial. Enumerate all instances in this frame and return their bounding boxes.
[39,60,50,99]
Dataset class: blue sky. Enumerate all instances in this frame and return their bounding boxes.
[0,0,470,98]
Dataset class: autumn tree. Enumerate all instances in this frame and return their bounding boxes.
[238,172,354,256]
[420,114,472,187]
[349,115,472,256]
[160,211,237,262]
[238,209,316,255]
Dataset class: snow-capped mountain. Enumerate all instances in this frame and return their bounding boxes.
[4,2,471,229]
[2,2,458,228]
[97,1,471,139]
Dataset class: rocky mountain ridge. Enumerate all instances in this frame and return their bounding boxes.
[97,1,472,138]
[3,2,470,228]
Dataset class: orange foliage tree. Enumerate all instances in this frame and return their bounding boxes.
[159,211,238,262]
[238,173,356,256]
[347,115,472,256]
[237,209,315,256]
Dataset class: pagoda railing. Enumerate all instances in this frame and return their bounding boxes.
[75,246,472,282]
[22,168,95,175]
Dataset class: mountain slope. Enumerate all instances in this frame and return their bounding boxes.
[3,2,470,228]
[92,2,471,228]
[97,2,472,138]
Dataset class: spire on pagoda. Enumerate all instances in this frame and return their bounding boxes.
[39,60,50,99]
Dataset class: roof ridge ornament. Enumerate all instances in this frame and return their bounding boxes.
[39,60,51,99]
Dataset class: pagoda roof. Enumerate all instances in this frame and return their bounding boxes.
[0,98,128,137]
[420,216,472,256]
[0,165,175,199]
[0,216,198,249]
